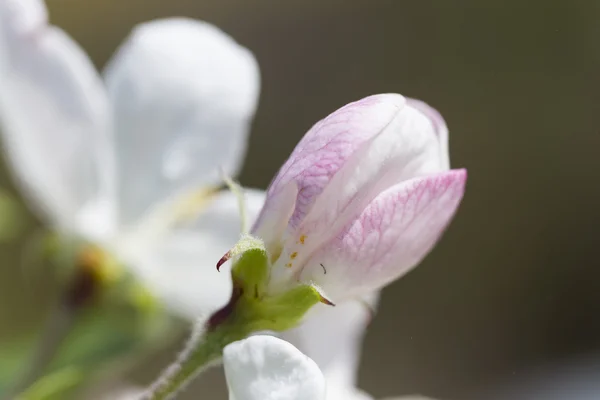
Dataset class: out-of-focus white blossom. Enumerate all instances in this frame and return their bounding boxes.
[0,0,264,317]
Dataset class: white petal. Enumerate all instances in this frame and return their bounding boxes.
[104,18,260,227]
[282,293,378,398]
[405,98,449,170]
[121,189,265,319]
[224,335,326,400]
[0,0,115,239]
[0,0,46,33]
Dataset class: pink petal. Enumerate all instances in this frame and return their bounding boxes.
[299,169,467,301]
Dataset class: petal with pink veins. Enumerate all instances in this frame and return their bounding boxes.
[256,94,404,233]
[299,169,467,301]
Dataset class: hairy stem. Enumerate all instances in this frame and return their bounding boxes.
[141,321,247,400]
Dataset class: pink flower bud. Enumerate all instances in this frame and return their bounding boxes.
[252,94,466,301]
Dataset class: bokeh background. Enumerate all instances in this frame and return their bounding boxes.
[1,0,599,399]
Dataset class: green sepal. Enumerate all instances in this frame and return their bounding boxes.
[209,281,329,335]
[220,234,332,334]
[230,236,269,299]
[244,283,330,332]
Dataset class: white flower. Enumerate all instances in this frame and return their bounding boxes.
[224,334,439,400]
[0,0,264,317]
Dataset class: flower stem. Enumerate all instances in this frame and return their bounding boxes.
[141,321,247,400]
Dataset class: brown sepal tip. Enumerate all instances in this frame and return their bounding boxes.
[216,251,231,272]
[318,293,336,307]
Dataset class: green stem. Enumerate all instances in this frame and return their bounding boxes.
[141,322,247,400]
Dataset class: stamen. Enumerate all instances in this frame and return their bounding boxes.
[319,263,327,274]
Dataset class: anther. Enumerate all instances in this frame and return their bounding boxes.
[320,263,327,274]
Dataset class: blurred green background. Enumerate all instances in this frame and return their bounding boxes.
[1,0,598,399]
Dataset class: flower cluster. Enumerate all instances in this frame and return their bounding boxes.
[0,0,466,399]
